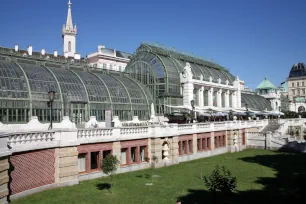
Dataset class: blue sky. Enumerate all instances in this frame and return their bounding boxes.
[0,0,305,89]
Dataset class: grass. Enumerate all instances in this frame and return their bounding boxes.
[12,149,306,204]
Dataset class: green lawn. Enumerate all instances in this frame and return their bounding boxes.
[12,149,306,204]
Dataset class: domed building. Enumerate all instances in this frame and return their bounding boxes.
[287,63,306,112]
[255,77,281,111]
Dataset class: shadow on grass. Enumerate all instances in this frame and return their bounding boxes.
[135,174,151,180]
[96,183,111,193]
[179,151,306,204]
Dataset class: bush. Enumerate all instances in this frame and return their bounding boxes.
[204,165,237,194]
[102,155,120,191]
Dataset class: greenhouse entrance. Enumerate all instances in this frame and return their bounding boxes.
[70,103,86,125]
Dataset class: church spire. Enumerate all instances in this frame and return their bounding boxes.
[62,0,77,35]
[62,0,77,57]
[66,0,73,31]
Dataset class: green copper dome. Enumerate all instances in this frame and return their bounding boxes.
[256,77,277,90]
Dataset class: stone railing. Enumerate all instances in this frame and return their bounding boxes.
[120,126,149,135]
[196,123,210,129]
[5,131,57,152]
[247,132,266,138]
[0,118,271,153]
[77,128,113,143]
[214,122,226,128]
[177,124,193,130]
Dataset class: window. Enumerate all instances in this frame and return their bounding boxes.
[68,41,71,52]
[78,153,86,173]
[188,140,192,153]
[90,152,99,170]
[103,63,106,69]
[298,82,300,87]
[303,82,304,86]
[140,146,146,161]
[121,148,127,165]
[292,83,294,87]
[131,147,137,163]
[103,150,111,159]
[119,66,122,72]
[110,64,113,70]
[197,139,201,151]
[182,141,186,154]
[207,137,211,149]
[292,90,295,95]
[202,138,207,150]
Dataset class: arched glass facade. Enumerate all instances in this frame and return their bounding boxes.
[125,43,236,113]
[0,55,153,124]
[241,93,272,111]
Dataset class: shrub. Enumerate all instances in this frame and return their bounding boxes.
[204,165,237,194]
[102,155,120,191]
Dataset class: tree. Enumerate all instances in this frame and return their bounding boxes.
[101,155,120,192]
[144,155,159,184]
[204,165,237,203]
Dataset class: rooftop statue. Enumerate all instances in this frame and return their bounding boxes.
[182,62,193,80]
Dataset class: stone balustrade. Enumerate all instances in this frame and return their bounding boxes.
[77,128,113,141]
[5,131,57,153]
[120,126,149,135]
[1,117,304,154]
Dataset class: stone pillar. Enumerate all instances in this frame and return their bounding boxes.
[193,134,197,154]
[211,132,215,150]
[199,87,204,107]
[232,91,237,108]
[151,138,162,167]
[57,147,79,185]
[183,82,194,106]
[170,137,179,163]
[112,142,121,164]
[237,89,241,108]
[208,87,213,106]
[0,156,9,204]
[217,89,222,108]
[225,90,230,108]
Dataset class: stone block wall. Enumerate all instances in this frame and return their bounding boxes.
[57,147,78,185]
[0,157,9,204]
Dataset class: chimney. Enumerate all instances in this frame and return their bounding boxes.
[64,52,69,58]
[14,44,19,52]
[27,45,32,56]
[41,49,46,56]
[54,50,58,57]
[74,53,81,60]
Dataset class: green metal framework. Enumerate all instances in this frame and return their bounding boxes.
[125,43,236,113]
[241,93,272,111]
[0,53,153,124]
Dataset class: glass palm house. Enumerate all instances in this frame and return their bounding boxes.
[125,43,272,113]
[0,47,153,124]
[0,44,271,124]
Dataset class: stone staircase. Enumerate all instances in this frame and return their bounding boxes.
[260,121,281,133]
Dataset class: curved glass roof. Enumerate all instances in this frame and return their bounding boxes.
[95,73,130,104]
[73,70,110,103]
[19,63,60,101]
[241,93,272,111]
[289,63,306,78]
[0,60,29,99]
[126,43,236,97]
[46,66,88,103]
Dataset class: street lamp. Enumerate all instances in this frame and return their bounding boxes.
[245,103,249,120]
[48,90,56,130]
[190,100,195,123]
